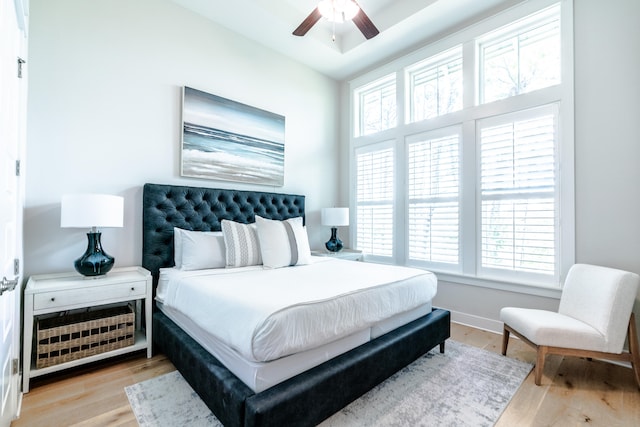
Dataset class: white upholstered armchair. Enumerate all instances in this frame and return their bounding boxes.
[500,263,640,388]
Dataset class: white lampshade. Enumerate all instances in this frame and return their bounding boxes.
[61,194,124,229]
[321,207,349,227]
[318,0,360,23]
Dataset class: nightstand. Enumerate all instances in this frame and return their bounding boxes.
[22,266,152,392]
[311,248,364,261]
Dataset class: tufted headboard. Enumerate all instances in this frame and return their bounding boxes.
[142,183,305,286]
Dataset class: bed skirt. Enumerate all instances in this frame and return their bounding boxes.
[153,308,450,427]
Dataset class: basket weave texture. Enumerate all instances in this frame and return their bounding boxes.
[36,305,135,369]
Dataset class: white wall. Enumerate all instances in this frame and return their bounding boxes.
[24,0,340,278]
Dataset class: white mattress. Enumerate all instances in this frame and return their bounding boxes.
[157,258,437,363]
[157,302,431,393]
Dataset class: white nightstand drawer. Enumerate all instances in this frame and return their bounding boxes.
[33,281,147,311]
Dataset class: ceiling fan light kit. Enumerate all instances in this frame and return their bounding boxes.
[318,0,360,23]
[293,0,379,40]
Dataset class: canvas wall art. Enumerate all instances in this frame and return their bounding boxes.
[181,87,285,186]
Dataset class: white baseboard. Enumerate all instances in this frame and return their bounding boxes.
[448,309,503,335]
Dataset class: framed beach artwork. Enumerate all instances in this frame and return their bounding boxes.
[181,86,285,186]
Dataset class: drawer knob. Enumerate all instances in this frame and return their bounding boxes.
[50,297,55,302]
[131,287,135,291]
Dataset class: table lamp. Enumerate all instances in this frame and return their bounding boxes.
[61,194,124,276]
[321,207,349,252]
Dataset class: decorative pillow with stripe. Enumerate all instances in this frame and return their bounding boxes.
[255,215,311,269]
[221,220,262,268]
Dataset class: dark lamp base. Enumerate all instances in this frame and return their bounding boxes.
[74,232,114,276]
[325,227,344,252]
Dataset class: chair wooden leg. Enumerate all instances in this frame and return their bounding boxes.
[535,346,548,386]
[502,326,510,356]
[628,313,640,390]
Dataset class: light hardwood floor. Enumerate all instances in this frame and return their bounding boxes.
[12,323,640,426]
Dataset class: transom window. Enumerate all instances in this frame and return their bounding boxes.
[354,73,397,137]
[478,4,561,104]
[406,47,463,123]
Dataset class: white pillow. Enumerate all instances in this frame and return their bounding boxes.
[174,228,225,270]
[221,220,262,267]
[255,215,311,269]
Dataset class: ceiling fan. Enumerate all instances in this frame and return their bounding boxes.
[293,0,380,40]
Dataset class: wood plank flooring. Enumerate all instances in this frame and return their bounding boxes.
[12,323,640,426]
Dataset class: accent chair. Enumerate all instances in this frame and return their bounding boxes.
[500,263,640,389]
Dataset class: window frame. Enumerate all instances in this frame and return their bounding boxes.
[348,0,573,297]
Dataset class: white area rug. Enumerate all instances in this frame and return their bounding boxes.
[125,340,532,426]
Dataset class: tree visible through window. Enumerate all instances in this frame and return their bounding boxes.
[407,47,463,123]
[355,74,397,137]
[478,4,561,104]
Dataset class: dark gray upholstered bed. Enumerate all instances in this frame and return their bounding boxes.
[142,183,450,426]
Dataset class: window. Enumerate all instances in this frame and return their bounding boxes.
[406,47,463,123]
[478,4,561,104]
[355,144,394,257]
[354,73,397,137]
[407,130,460,265]
[479,106,557,276]
[350,0,572,290]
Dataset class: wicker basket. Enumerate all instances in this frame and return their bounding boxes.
[36,305,135,369]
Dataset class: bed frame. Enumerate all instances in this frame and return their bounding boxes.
[142,183,450,427]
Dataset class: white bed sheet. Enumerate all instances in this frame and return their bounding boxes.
[157,258,437,363]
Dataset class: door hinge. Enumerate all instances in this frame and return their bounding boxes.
[14,259,20,275]
[17,57,26,78]
[12,358,19,375]
[15,160,20,177]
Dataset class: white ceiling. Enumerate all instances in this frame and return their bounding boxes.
[170,0,520,80]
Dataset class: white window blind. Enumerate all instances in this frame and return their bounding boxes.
[480,106,557,275]
[407,47,463,123]
[407,131,460,264]
[355,145,394,257]
[478,4,561,104]
[355,74,397,137]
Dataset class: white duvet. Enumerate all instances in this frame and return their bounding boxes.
[156,258,437,362]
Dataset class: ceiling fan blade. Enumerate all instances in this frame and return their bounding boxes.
[352,9,379,39]
[293,7,322,36]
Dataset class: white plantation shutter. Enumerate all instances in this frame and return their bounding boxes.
[480,105,557,275]
[355,144,394,257]
[407,131,460,265]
